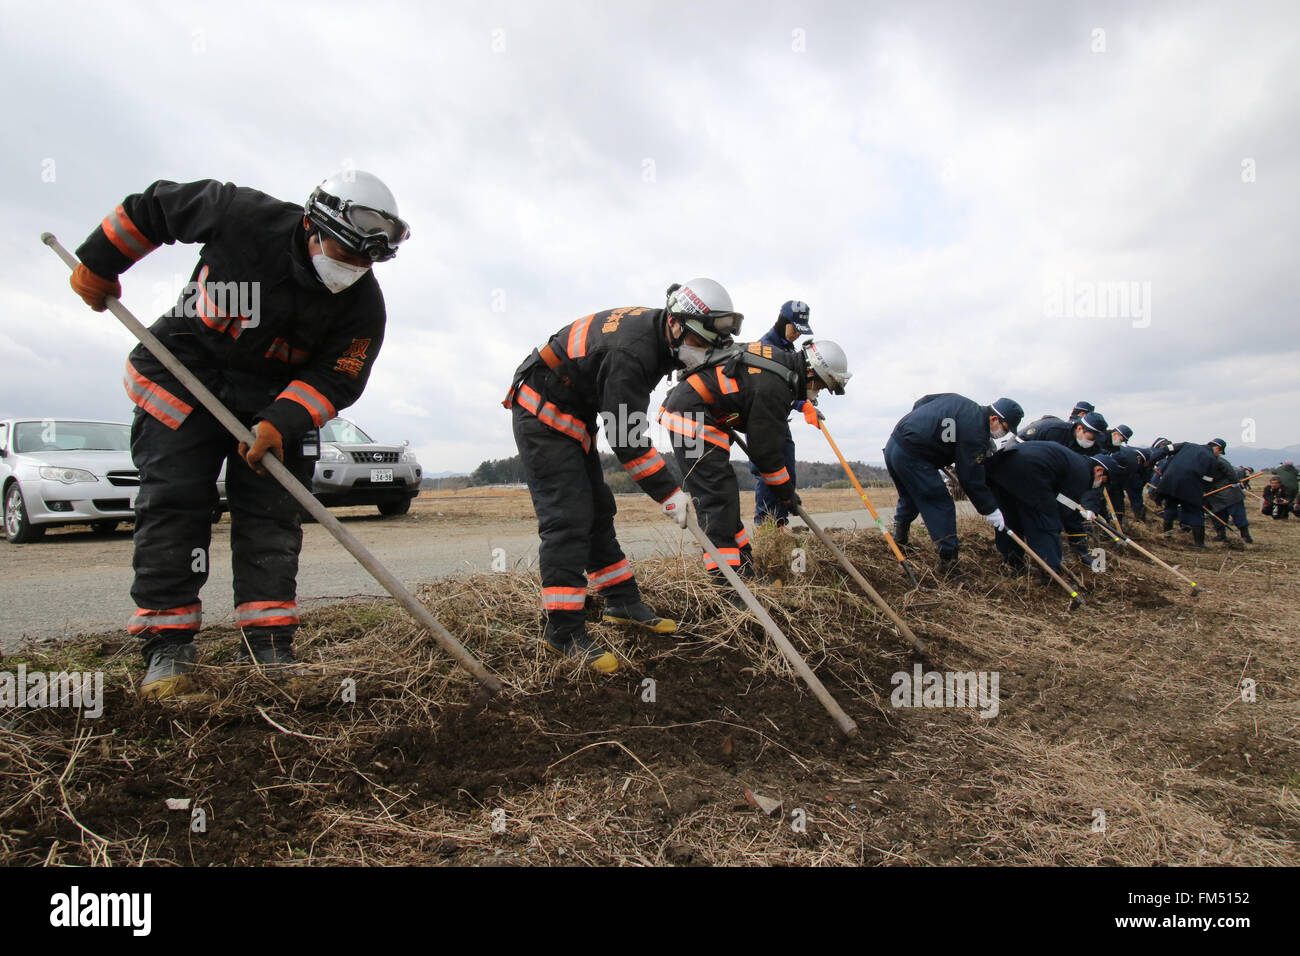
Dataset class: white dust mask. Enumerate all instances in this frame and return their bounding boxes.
[313,236,369,293]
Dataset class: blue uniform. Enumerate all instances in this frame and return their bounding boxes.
[748,322,800,525]
[985,442,1093,573]
[1150,442,1217,529]
[886,393,998,556]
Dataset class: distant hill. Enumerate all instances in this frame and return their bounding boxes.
[465,451,889,492]
[1223,445,1300,470]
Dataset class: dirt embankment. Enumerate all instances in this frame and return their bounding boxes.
[2,503,1297,866]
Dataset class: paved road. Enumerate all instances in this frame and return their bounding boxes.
[0,506,896,651]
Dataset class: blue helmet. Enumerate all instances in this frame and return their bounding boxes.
[778,300,813,336]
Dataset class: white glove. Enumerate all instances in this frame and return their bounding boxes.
[662,489,690,529]
[1080,509,1095,522]
[984,508,1006,532]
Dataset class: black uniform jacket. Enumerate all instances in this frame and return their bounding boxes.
[76,179,386,441]
[660,342,803,496]
[506,307,681,503]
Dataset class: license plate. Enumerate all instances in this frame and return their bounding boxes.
[370,469,394,483]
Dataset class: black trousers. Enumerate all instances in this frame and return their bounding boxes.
[512,405,640,634]
[129,406,310,657]
[670,430,752,574]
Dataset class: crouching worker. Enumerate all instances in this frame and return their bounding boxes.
[1149,440,1220,548]
[885,394,1024,581]
[68,172,408,699]
[985,441,1117,576]
[505,279,741,673]
[1261,477,1294,520]
[659,339,851,599]
[1205,438,1253,543]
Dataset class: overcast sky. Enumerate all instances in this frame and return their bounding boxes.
[2,0,1297,473]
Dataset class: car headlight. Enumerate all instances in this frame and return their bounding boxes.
[40,466,97,484]
[319,444,347,463]
[400,450,419,463]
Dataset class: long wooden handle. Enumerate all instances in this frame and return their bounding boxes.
[816,418,914,572]
[686,516,858,737]
[793,505,926,654]
[1004,529,1084,605]
[44,232,503,695]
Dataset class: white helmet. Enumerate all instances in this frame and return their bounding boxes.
[306,170,410,262]
[665,278,744,345]
[802,339,852,395]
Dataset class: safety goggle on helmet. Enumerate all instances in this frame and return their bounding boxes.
[802,339,852,395]
[306,170,410,262]
[666,278,744,345]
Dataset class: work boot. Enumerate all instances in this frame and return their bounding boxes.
[1190,526,1206,549]
[1161,515,1175,535]
[892,521,919,554]
[544,622,618,674]
[602,600,677,635]
[1133,506,1148,524]
[140,641,198,700]
[1240,527,1253,544]
[237,629,312,676]
[1211,523,1227,542]
[937,552,973,586]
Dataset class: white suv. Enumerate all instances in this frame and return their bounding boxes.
[1,419,137,542]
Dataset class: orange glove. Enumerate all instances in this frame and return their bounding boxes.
[238,421,284,475]
[803,402,822,428]
[70,263,122,312]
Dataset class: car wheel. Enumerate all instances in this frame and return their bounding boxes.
[377,497,412,517]
[4,483,45,543]
[91,520,119,535]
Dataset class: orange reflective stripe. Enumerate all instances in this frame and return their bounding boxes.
[623,449,666,480]
[658,409,729,450]
[123,359,193,430]
[236,601,299,628]
[280,380,337,428]
[566,314,594,359]
[686,373,715,404]
[516,385,591,452]
[101,204,157,261]
[701,425,731,450]
[734,529,750,548]
[703,547,742,570]
[760,467,791,484]
[542,587,587,610]
[716,367,739,395]
[128,603,202,633]
[588,559,633,590]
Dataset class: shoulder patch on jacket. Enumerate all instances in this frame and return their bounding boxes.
[334,337,371,378]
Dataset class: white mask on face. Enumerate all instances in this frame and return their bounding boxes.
[675,342,711,374]
[312,235,369,293]
[1076,432,1096,449]
[1092,472,1104,489]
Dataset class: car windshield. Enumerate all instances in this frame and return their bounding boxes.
[13,421,130,453]
[320,418,374,444]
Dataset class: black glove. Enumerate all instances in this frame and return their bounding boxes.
[778,486,801,509]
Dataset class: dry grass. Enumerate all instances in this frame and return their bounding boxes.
[1,506,1297,866]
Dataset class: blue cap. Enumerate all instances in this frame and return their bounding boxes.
[1090,453,1119,475]
[779,300,813,336]
[1078,412,1109,435]
[990,397,1024,431]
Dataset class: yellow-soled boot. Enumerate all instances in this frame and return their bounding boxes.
[601,600,677,635]
[545,624,619,674]
[139,641,198,700]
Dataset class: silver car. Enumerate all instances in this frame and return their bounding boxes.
[1,418,137,542]
[313,417,422,516]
